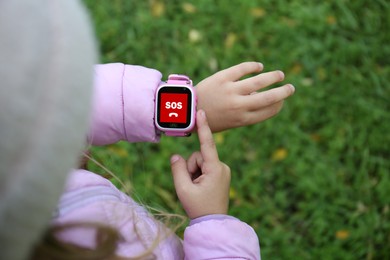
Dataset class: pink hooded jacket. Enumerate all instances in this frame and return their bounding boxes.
[53,63,261,259]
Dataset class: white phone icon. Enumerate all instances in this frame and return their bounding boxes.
[169,112,178,117]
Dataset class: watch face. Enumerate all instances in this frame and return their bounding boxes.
[157,86,193,129]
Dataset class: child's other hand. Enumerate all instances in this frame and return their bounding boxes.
[196,61,295,132]
[170,110,231,219]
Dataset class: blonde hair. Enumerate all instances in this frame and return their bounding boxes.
[32,223,121,260]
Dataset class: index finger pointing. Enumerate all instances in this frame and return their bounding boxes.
[197,109,219,162]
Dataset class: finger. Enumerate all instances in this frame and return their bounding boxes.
[214,61,263,82]
[196,110,219,162]
[236,70,285,95]
[187,151,203,174]
[245,101,285,125]
[245,84,295,111]
[170,155,192,191]
[187,151,203,180]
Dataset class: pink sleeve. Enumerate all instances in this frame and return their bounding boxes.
[87,63,162,145]
[183,218,261,259]
[53,170,184,259]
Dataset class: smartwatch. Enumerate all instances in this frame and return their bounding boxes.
[155,74,197,136]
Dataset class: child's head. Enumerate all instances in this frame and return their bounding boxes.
[0,0,97,259]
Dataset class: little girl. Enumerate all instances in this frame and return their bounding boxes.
[46,60,293,259]
[0,0,294,259]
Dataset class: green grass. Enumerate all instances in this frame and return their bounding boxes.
[82,0,390,259]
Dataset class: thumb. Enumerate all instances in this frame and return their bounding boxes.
[170,154,192,190]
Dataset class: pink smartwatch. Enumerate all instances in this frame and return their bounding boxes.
[155,74,197,136]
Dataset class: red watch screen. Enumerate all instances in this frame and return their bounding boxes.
[157,86,192,128]
[160,93,188,123]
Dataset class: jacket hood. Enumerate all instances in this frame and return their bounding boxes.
[0,0,97,259]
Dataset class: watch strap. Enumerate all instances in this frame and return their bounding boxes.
[164,74,195,137]
[166,74,193,86]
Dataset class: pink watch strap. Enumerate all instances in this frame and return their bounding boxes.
[164,74,196,137]
[166,74,193,86]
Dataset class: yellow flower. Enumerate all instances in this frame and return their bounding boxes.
[225,33,237,49]
[326,15,337,25]
[251,8,266,18]
[182,3,197,14]
[271,148,288,161]
[229,187,237,199]
[214,132,225,145]
[150,0,165,17]
[336,230,350,240]
[290,63,302,75]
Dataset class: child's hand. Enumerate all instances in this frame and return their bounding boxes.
[196,61,295,132]
[170,110,231,219]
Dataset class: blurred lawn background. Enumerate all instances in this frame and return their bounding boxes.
[82,0,389,259]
